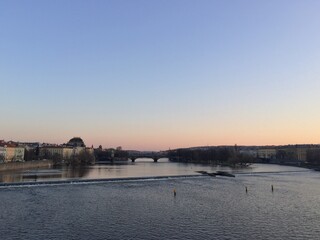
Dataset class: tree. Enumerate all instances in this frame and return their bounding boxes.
[52,153,63,166]
[168,147,253,166]
[307,149,320,165]
[0,154,4,163]
[24,148,38,161]
[114,149,128,158]
[76,150,95,165]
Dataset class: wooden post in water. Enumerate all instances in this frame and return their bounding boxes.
[245,187,248,193]
[271,185,274,192]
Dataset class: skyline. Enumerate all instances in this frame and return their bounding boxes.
[1,1,320,150]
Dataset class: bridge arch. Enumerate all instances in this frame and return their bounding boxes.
[130,157,167,163]
[128,151,168,163]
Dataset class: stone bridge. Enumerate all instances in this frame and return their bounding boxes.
[128,151,168,162]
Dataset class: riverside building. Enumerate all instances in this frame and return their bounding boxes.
[39,137,94,162]
[0,141,25,162]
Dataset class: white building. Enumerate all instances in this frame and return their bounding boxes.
[0,143,25,162]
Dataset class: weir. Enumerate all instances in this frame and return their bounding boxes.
[0,174,205,188]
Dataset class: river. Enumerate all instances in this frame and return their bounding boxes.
[0,158,309,183]
[0,161,319,239]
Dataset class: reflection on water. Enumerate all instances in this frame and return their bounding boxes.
[63,166,90,179]
[0,158,310,183]
[0,174,21,183]
[0,166,90,183]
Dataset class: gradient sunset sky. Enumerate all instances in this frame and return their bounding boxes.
[1,0,320,150]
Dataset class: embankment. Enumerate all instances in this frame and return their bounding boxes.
[0,160,53,172]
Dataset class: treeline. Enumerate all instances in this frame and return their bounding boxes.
[168,147,255,166]
[24,148,39,161]
[306,149,320,166]
[50,150,95,166]
[66,150,95,166]
[94,149,128,161]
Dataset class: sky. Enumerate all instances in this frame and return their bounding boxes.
[1,0,320,150]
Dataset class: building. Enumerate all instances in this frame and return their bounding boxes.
[279,145,320,163]
[39,137,94,162]
[14,147,25,161]
[257,148,277,159]
[0,141,25,162]
[39,146,64,159]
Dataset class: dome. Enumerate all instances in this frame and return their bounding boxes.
[67,137,85,147]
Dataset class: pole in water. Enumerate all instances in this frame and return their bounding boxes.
[245,187,248,193]
[173,189,177,197]
[271,185,274,192]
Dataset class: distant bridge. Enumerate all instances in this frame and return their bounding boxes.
[128,151,168,163]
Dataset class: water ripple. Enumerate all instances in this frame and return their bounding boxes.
[1,170,320,239]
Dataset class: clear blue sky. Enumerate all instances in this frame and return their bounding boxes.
[1,0,320,150]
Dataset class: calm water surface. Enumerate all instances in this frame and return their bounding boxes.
[0,158,310,183]
[0,163,319,239]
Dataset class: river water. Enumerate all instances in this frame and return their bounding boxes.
[0,162,319,239]
[0,158,309,183]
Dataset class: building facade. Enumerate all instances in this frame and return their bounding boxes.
[39,137,94,162]
[257,148,277,159]
[0,143,25,163]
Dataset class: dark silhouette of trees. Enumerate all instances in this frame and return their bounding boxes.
[169,147,254,166]
[114,149,128,158]
[77,150,95,165]
[0,154,4,163]
[307,149,320,165]
[24,148,39,161]
[65,150,95,166]
[52,153,62,166]
[94,148,128,161]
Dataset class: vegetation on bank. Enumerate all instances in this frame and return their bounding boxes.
[49,150,95,166]
[306,149,320,167]
[168,147,255,167]
[94,148,128,161]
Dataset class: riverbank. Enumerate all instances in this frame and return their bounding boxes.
[0,160,53,172]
